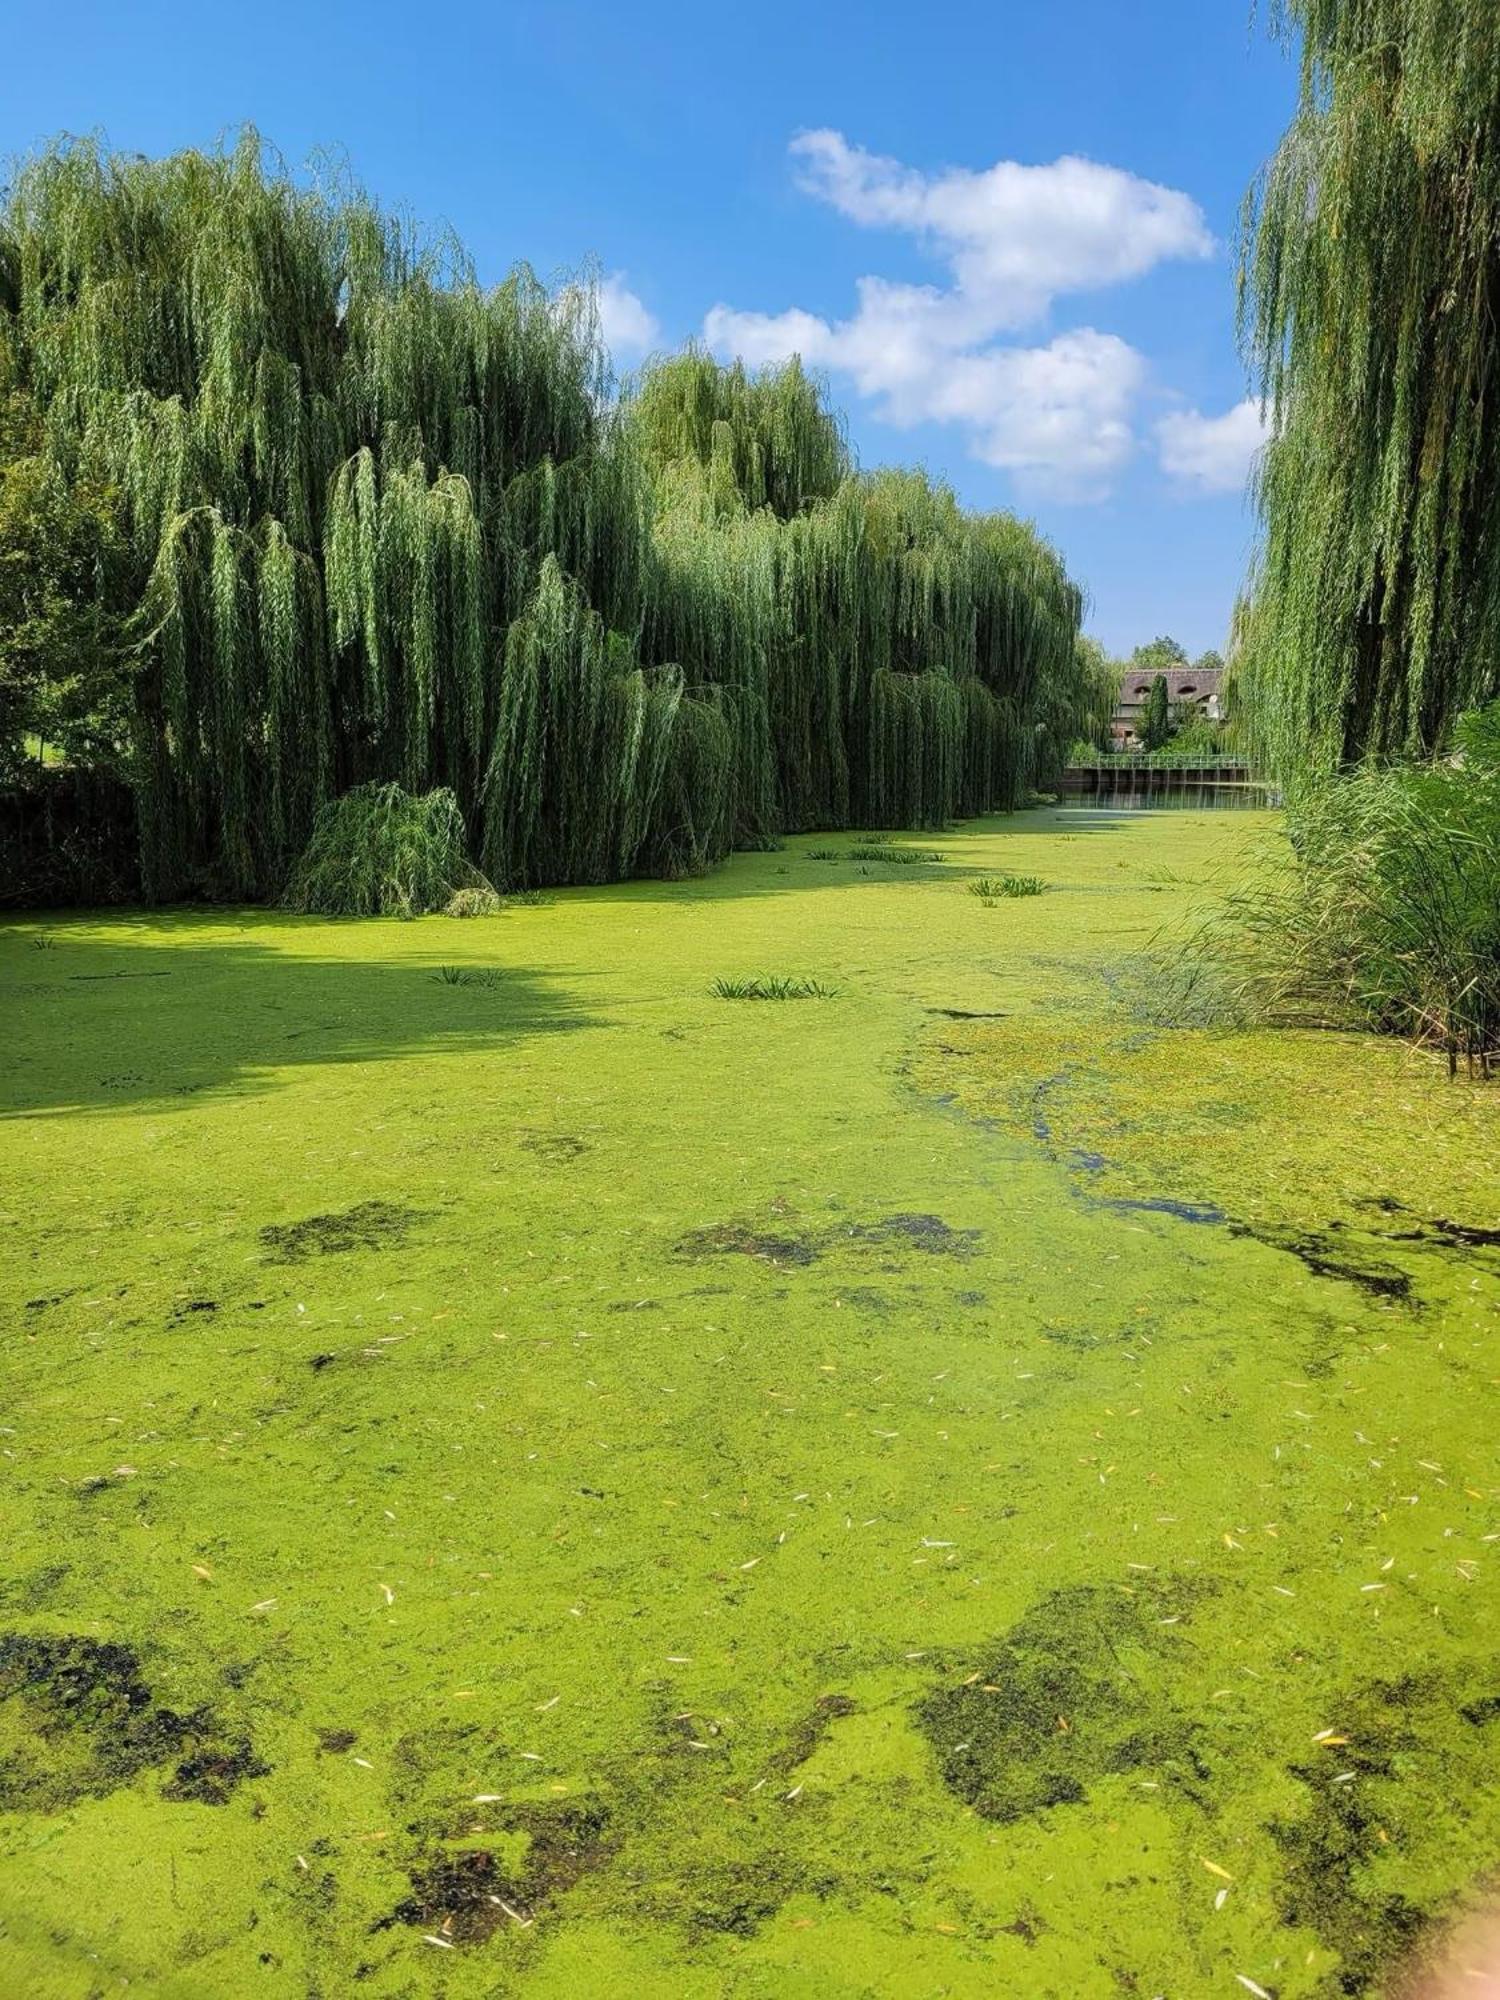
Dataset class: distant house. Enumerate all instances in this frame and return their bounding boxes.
[1110,666,1224,748]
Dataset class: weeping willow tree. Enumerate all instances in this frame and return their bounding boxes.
[635,372,1088,835]
[0,132,1094,900]
[1237,0,1500,783]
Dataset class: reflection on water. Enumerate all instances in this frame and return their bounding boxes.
[1059,781,1277,811]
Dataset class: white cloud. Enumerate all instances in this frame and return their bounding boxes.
[1155,398,1268,493]
[939,333,1147,493]
[704,131,1214,498]
[595,273,660,358]
[790,130,1214,326]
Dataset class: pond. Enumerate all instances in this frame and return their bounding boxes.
[1,806,1495,1998]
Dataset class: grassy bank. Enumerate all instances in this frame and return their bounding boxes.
[2,808,1497,1997]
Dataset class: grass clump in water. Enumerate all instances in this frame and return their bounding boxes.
[970,873,1045,902]
[846,843,945,865]
[282,784,496,919]
[710,975,838,1000]
[432,965,503,988]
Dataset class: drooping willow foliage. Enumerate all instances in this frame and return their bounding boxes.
[1237,0,1500,784]
[283,782,496,919]
[0,132,1096,899]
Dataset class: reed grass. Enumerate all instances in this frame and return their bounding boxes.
[1220,704,1500,1074]
[846,844,945,865]
[710,975,839,1001]
[431,965,503,988]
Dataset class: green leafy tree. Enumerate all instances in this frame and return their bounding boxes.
[0,395,129,779]
[1170,714,1223,759]
[1239,0,1500,780]
[1075,635,1121,752]
[0,133,1096,898]
[1139,674,1173,752]
[1129,635,1188,676]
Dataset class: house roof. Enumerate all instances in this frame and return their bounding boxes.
[1115,666,1223,712]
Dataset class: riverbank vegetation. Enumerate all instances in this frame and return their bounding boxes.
[1221,703,1500,1074]
[1236,0,1500,781]
[280,783,498,920]
[1223,0,1500,1071]
[0,135,1108,907]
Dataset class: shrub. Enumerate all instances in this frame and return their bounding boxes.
[1225,704,1500,1074]
[444,886,501,918]
[1168,716,1225,761]
[282,784,496,919]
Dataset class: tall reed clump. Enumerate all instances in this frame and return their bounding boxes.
[0,133,1097,904]
[1224,705,1500,1075]
[282,783,497,918]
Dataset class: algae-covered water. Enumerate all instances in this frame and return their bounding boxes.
[2,808,1497,1999]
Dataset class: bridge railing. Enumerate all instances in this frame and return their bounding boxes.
[1065,752,1253,773]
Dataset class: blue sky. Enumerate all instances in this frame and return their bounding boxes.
[1,0,1297,658]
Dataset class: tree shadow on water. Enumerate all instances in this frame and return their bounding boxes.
[562,808,1152,912]
[1,912,603,1117]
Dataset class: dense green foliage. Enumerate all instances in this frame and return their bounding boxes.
[1139,675,1172,752]
[1226,703,1500,1072]
[0,134,1100,900]
[1238,0,1500,781]
[1127,635,1188,676]
[281,782,497,918]
[0,390,128,781]
[1163,713,1226,760]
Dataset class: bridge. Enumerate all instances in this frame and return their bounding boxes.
[1060,757,1277,802]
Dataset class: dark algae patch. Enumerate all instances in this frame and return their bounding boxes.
[162,1739,268,1805]
[686,1854,836,1943]
[1268,1673,1500,1996]
[1096,1193,1228,1225]
[259,1199,426,1262]
[386,1799,613,1942]
[677,1209,981,1266]
[842,1212,982,1256]
[674,1221,822,1266]
[917,1585,1213,1826]
[1235,1221,1415,1301]
[519,1132,590,1163]
[771,1690,859,1776]
[0,1632,264,1811]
